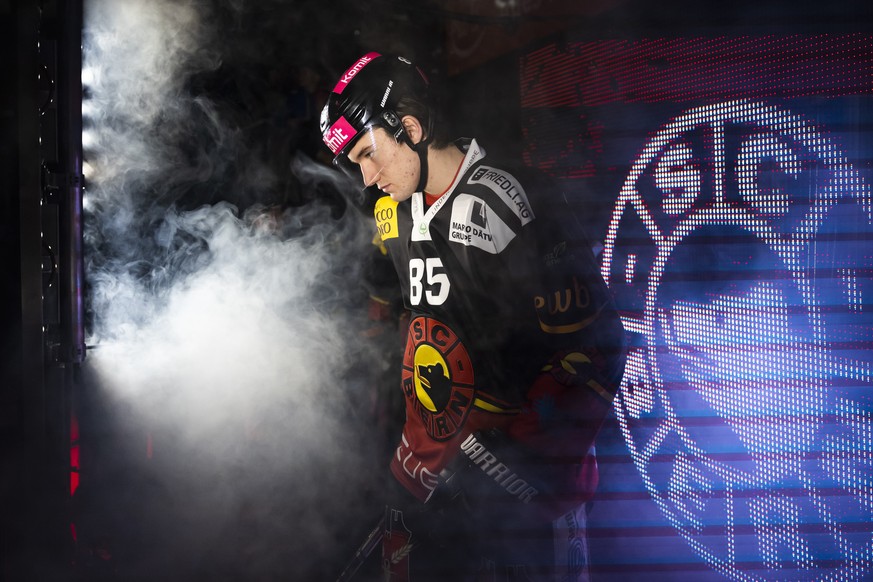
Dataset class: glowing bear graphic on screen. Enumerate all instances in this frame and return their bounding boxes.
[601,100,873,581]
[665,283,827,465]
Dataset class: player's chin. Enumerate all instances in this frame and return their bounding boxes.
[389,190,414,202]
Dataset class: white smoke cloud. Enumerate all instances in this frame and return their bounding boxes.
[88,201,363,437]
[79,0,388,578]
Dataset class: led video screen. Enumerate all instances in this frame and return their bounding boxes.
[520,33,873,581]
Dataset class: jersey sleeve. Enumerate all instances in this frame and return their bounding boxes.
[507,168,627,383]
[390,406,515,502]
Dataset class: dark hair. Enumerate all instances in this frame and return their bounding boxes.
[396,92,451,150]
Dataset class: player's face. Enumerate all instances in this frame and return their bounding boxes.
[346,126,420,202]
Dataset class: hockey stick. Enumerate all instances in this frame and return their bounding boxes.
[335,516,385,582]
[335,469,461,581]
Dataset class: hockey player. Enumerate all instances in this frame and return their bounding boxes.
[321,52,626,581]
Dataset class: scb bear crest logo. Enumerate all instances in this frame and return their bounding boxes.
[402,316,476,441]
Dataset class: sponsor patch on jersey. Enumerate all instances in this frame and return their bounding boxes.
[410,194,433,242]
[533,276,603,334]
[402,316,475,441]
[448,194,517,254]
[469,165,534,226]
[374,196,399,240]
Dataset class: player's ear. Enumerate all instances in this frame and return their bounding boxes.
[401,115,425,146]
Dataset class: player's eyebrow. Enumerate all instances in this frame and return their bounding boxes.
[348,134,376,164]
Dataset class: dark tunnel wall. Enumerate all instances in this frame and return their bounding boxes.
[2,0,78,579]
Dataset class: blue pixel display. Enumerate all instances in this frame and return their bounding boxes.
[521,34,873,581]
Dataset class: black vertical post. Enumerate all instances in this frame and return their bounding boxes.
[1,0,57,579]
[49,0,86,578]
[57,0,86,368]
[0,0,83,578]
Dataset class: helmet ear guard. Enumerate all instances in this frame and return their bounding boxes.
[381,110,400,130]
[381,110,410,147]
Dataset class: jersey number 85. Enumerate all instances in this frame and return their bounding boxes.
[409,258,450,306]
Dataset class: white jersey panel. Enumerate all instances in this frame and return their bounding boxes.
[468,165,535,226]
[448,194,517,254]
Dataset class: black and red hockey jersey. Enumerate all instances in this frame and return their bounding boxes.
[375,138,625,503]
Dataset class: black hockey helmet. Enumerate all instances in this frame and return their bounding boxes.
[320,53,433,191]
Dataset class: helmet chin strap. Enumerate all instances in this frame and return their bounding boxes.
[413,139,430,193]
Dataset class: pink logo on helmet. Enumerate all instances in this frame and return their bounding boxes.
[333,52,381,94]
[324,116,358,154]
